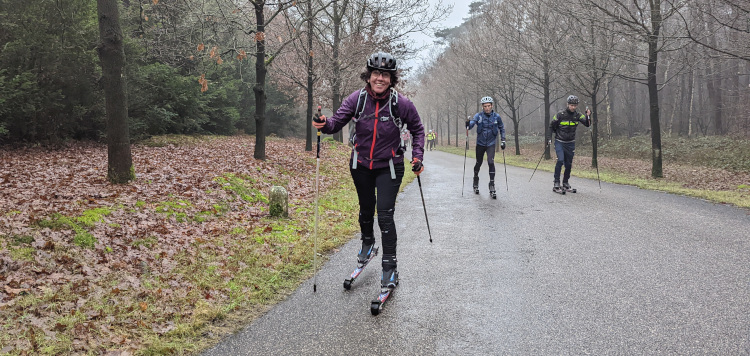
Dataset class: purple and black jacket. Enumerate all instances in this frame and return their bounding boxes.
[320,88,425,170]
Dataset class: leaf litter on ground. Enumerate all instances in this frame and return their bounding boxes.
[0,136,354,354]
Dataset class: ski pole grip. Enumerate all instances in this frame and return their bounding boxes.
[411,159,423,172]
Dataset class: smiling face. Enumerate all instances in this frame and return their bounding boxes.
[368,69,392,94]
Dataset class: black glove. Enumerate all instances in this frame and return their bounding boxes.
[313,114,325,123]
[500,141,506,150]
[411,158,423,172]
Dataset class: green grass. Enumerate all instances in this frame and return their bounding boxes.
[214,173,269,205]
[155,200,192,222]
[136,179,361,354]
[33,207,114,248]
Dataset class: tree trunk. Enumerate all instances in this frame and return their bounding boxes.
[590,92,598,169]
[331,0,344,142]
[446,103,451,146]
[706,57,723,135]
[305,0,313,152]
[455,105,459,147]
[668,73,682,137]
[97,0,134,184]
[647,33,663,178]
[543,62,551,160]
[688,70,695,138]
[513,109,520,155]
[605,79,613,139]
[253,2,267,160]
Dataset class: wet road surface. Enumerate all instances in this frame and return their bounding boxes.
[202,150,750,355]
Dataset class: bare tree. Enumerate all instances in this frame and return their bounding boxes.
[581,0,688,178]
[563,0,621,169]
[514,0,568,159]
[679,0,750,61]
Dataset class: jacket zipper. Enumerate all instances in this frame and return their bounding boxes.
[369,101,379,169]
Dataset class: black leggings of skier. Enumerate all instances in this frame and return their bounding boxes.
[474,145,496,183]
[351,163,404,265]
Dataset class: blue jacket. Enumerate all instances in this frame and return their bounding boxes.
[468,111,505,147]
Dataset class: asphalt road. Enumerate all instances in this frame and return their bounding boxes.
[202,149,750,355]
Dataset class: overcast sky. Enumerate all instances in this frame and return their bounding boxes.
[402,0,475,73]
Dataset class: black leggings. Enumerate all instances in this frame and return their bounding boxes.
[474,145,496,181]
[350,162,404,267]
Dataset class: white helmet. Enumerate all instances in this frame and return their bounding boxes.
[480,96,494,104]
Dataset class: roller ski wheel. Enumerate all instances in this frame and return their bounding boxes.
[371,269,398,315]
[474,187,479,195]
[343,246,378,290]
[563,183,576,193]
[489,182,496,199]
[370,286,395,316]
[473,177,479,195]
[553,187,566,195]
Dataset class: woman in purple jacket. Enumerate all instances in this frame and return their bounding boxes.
[312,52,425,289]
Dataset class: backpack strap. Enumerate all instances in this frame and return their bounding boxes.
[350,89,367,169]
[389,88,406,156]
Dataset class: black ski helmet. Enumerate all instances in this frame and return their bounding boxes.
[367,52,398,72]
[567,95,579,105]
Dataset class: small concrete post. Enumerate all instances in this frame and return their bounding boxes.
[269,185,289,217]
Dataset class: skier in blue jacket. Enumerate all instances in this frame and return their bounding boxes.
[466,96,506,195]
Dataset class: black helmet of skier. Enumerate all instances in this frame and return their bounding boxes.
[567,95,579,105]
[367,52,398,72]
[480,96,494,104]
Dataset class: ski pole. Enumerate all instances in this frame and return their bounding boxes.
[461,127,468,196]
[312,109,324,292]
[413,162,432,243]
[529,140,549,182]
[502,147,508,191]
[589,120,601,190]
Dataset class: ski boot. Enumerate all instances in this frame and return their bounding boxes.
[357,239,375,264]
[563,182,576,193]
[473,176,479,195]
[343,239,378,290]
[371,262,398,315]
[553,181,566,195]
[489,180,497,199]
[380,267,399,289]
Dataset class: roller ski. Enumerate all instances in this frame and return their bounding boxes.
[370,267,398,316]
[489,181,497,199]
[343,240,378,290]
[472,177,479,195]
[563,182,576,193]
[553,181,566,195]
